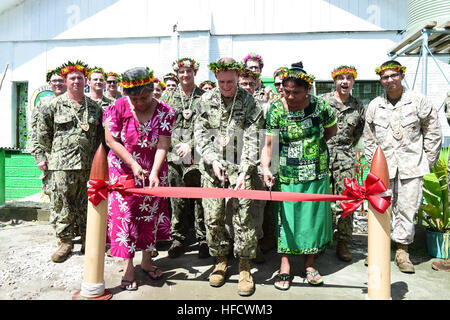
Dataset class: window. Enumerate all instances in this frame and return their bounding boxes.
[315,81,384,106]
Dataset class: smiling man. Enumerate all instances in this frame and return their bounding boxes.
[161,57,208,260]
[364,60,442,273]
[87,67,114,112]
[195,57,264,296]
[37,61,105,263]
[320,65,365,262]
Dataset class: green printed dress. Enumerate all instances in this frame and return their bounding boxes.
[266,96,337,254]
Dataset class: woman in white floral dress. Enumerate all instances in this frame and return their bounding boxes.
[104,67,175,290]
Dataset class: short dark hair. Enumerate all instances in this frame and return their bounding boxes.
[380,60,404,73]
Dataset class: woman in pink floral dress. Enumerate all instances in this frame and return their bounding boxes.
[104,67,175,290]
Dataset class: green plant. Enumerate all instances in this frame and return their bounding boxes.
[418,147,450,233]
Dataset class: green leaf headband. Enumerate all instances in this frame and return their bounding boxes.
[280,70,315,88]
[331,65,357,79]
[208,61,244,74]
[239,70,260,80]
[88,66,106,79]
[375,64,406,75]
[119,67,154,89]
[46,67,62,82]
[173,58,199,71]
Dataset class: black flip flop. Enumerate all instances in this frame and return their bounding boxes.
[142,266,163,280]
[120,278,138,291]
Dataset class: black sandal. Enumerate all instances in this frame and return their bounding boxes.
[120,278,138,291]
[274,273,291,291]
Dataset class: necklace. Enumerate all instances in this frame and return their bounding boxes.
[179,86,195,120]
[219,90,238,147]
[127,96,153,144]
[71,96,89,131]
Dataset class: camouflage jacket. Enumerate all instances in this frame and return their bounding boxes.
[161,84,205,165]
[105,91,122,102]
[90,94,114,112]
[194,87,264,183]
[320,92,366,170]
[37,92,105,170]
[364,87,442,179]
[30,96,55,164]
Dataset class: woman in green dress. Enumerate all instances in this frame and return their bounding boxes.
[261,64,337,289]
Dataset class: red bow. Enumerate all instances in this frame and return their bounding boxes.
[339,172,391,218]
[87,179,109,206]
[87,175,136,206]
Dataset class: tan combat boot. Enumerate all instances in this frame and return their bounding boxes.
[51,238,73,263]
[395,244,415,273]
[336,240,352,262]
[209,256,227,287]
[238,258,255,296]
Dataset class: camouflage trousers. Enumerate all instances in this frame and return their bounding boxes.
[390,175,423,245]
[201,170,257,259]
[330,166,356,243]
[41,170,52,196]
[49,170,90,240]
[168,162,206,242]
[227,171,265,240]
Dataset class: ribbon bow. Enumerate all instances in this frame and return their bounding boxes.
[339,172,391,218]
[87,179,109,206]
[88,175,136,206]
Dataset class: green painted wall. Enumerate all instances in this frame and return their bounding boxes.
[4,151,42,200]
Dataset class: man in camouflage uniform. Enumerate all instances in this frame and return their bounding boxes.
[195,58,264,296]
[320,65,365,262]
[104,72,122,101]
[30,66,67,196]
[37,61,105,263]
[87,67,114,112]
[243,52,273,103]
[237,69,268,263]
[161,57,208,259]
[364,60,442,273]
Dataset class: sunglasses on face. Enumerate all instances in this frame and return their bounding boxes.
[106,80,117,84]
[274,82,282,87]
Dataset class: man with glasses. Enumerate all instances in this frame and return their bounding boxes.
[364,60,442,274]
[105,72,122,101]
[320,65,365,262]
[30,67,67,195]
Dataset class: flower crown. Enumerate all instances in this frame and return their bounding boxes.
[46,67,62,82]
[154,78,166,90]
[106,72,119,78]
[243,53,264,68]
[88,67,106,79]
[60,60,89,78]
[199,80,216,89]
[239,70,260,80]
[375,64,406,75]
[120,68,154,89]
[331,65,358,79]
[273,67,288,79]
[172,58,199,71]
[163,73,179,82]
[280,70,315,88]
[208,61,244,74]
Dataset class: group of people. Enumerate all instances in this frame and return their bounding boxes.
[29,52,443,296]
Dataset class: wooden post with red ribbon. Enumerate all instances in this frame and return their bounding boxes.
[367,146,391,300]
[73,144,112,300]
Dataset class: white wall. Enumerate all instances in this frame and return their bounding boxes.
[0,0,423,148]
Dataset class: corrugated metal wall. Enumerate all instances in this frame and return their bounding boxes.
[407,0,450,34]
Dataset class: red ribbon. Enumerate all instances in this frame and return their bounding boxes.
[88,175,136,206]
[339,172,391,218]
[87,179,109,206]
[87,173,391,217]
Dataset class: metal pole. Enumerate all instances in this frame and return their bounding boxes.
[421,30,429,95]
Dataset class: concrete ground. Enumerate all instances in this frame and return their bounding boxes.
[0,194,449,303]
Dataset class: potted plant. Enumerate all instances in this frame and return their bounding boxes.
[418,147,450,259]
